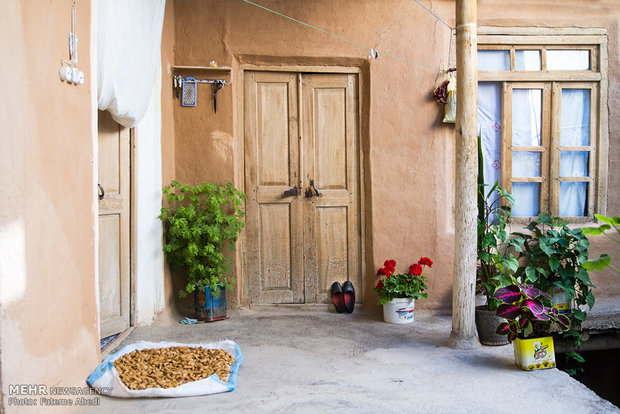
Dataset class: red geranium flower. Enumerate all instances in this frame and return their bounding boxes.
[376,280,384,291]
[418,257,433,268]
[384,259,396,272]
[408,263,423,276]
[377,267,392,277]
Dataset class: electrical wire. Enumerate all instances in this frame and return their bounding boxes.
[240,0,440,71]
[412,0,453,30]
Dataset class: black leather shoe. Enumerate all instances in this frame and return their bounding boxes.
[342,281,355,313]
[331,282,345,313]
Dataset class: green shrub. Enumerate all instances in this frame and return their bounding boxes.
[159,181,246,297]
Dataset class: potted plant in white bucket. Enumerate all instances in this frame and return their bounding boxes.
[159,180,245,321]
[374,258,432,324]
[494,281,570,370]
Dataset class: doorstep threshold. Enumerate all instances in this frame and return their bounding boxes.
[100,326,135,360]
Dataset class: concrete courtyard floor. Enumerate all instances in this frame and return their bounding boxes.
[85,307,620,414]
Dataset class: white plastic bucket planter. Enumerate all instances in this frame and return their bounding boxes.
[383,298,415,324]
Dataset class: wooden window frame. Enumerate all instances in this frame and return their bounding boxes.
[478,27,609,223]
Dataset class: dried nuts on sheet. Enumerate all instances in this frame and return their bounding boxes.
[113,346,235,390]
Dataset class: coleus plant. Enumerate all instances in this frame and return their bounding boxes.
[494,282,571,342]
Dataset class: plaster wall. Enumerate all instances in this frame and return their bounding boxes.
[0,0,99,412]
[160,0,180,323]
[171,0,620,313]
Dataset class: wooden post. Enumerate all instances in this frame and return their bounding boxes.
[447,0,479,349]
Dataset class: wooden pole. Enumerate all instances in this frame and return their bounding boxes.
[448,0,479,349]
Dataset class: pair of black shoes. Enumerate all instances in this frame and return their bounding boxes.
[331,281,355,313]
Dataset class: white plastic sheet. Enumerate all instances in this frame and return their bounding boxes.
[97,0,166,127]
[86,340,243,398]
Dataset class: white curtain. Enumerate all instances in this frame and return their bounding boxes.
[97,0,166,128]
[559,89,590,216]
[477,82,503,210]
[477,52,589,217]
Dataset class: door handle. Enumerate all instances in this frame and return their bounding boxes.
[283,186,299,197]
[98,184,105,200]
[310,180,322,198]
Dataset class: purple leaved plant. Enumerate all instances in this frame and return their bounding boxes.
[494,283,571,342]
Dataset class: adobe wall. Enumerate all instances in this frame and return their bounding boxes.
[0,0,99,411]
[170,0,620,314]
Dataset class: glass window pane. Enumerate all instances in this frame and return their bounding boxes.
[515,50,541,71]
[478,50,510,71]
[512,183,540,217]
[478,82,503,197]
[512,89,542,146]
[512,152,541,177]
[561,89,591,146]
[547,50,590,70]
[560,182,587,217]
[560,151,589,177]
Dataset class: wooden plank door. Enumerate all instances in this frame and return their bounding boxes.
[98,110,131,337]
[244,72,304,304]
[244,71,361,305]
[301,73,361,304]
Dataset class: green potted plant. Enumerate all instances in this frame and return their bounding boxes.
[374,258,432,324]
[508,214,595,326]
[475,180,518,345]
[494,281,571,370]
[159,180,246,321]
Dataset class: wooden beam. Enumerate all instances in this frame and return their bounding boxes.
[448,0,479,349]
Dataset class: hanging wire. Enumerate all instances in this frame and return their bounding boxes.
[240,0,439,71]
[412,0,453,30]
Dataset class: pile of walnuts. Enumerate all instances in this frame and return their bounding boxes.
[113,346,235,390]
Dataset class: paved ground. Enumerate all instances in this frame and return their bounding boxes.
[83,308,620,414]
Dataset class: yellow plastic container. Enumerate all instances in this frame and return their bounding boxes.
[550,286,571,314]
[513,336,556,371]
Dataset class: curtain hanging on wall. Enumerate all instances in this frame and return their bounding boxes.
[97,0,165,128]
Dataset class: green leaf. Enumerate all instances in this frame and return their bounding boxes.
[573,308,587,323]
[594,214,620,226]
[583,254,612,271]
[549,256,560,271]
[581,225,611,235]
[575,268,592,286]
[523,320,533,337]
[538,213,553,226]
[586,291,595,310]
[566,351,586,363]
[525,266,538,282]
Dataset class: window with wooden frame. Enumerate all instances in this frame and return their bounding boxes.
[477,29,608,223]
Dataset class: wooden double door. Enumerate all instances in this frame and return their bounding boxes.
[244,71,362,305]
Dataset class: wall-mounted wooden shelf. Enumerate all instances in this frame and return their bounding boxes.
[172,65,233,84]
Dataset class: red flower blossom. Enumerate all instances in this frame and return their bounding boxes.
[418,257,433,268]
[377,267,392,277]
[384,259,396,272]
[376,280,384,291]
[408,263,423,276]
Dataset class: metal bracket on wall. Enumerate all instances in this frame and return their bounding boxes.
[172,65,233,112]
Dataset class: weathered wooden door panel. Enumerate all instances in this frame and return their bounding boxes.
[245,72,303,304]
[98,110,130,338]
[302,74,361,304]
[245,71,360,305]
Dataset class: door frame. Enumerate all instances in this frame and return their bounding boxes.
[236,63,367,306]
